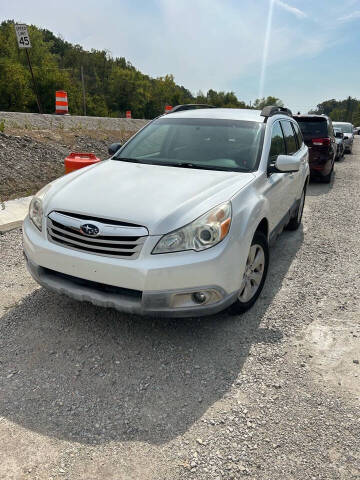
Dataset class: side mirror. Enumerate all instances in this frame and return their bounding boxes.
[275,154,300,173]
[108,142,122,156]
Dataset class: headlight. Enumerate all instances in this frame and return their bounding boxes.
[152,202,232,254]
[29,184,52,231]
[29,197,43,231]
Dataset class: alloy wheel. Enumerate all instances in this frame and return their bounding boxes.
[238,244,265,303]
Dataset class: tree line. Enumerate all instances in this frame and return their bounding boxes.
[0,20,284,119]
[310,97,360,126]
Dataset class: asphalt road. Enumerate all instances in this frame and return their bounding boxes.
[0,139,359,480]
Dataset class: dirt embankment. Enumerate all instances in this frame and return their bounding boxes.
[0,112,149,202]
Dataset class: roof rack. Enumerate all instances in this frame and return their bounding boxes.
[260,105,293,119]
[167,104,216,114]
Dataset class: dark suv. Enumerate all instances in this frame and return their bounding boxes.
[293,115,336,183]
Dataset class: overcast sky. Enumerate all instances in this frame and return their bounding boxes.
[2,0,360,113]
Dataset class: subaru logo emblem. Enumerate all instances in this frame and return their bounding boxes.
[80,223,100,237]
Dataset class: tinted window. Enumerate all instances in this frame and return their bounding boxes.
[292,122,303,147]
[115,118,265,172]
[281,121,298,154]
[295,118,328,139]
[269,122,286,163]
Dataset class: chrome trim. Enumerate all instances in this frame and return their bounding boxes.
[47,211,148,259]
[49,223,146,245]
[49,231,143,253]
[48,211,148,237]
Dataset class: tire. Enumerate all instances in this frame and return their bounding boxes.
[286,187,306,231]
[230,231,269,314]
[321,164,334,184]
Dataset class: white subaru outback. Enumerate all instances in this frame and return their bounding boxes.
[23,105,309,317]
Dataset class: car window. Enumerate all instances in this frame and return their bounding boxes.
[269,122,286,163]
[115,118,265,172]
[295,118,328,139]
[292,122,303,147]
[281,121,298,154]
[333,123,353,133]
[127,124,170,158]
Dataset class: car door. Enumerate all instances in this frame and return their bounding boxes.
[291,121,308,200]
[280,120,304,208]
[265,121,291,233]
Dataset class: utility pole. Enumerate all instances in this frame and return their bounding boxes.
[81,65,86,116]
[25,49,42,114]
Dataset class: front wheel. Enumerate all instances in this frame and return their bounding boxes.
[230,232,269,314]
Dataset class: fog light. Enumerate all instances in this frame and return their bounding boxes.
[192,292,208,304]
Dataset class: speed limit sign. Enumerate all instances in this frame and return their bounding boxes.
[15,24,31,48]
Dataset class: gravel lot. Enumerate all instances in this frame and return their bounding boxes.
[0,139,359,480]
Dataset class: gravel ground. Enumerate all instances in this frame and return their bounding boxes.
[0,112,148,202]
[0,111,149,132]
[0,139,359,480]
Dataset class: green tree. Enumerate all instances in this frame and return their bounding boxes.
[253,96,284,109]
[0,20,279,118]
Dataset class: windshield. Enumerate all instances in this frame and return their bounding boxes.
[333,123,353,133]
[114,118,265,172]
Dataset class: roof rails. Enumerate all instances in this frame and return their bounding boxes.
[261,105,293,119]
[167,104,216,114]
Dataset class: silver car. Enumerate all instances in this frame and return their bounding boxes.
[23,106,309,317]
[332,122,354,153]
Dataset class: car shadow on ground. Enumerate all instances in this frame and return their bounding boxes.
[0,228,303,446]
[307,171,335,197]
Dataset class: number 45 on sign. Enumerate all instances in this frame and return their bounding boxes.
[15,24,31,48]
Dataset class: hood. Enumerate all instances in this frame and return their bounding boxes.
[44,160,255,235]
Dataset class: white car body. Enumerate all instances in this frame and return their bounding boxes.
[23,108,309,317]
[332,122,354,153]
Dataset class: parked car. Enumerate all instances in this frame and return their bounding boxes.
[23,105,309,317]
[334,127,345,160]
[332,122,354,153]
[293,114,336,183]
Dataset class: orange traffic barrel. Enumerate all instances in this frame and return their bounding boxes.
[126,110,131,118]
[56,90,68,115]
[164,105,172,113]
[64,152,101,174]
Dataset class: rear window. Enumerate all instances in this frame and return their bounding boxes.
[295,118,328,139]
[281,120,298,154]
[292,122,304,147]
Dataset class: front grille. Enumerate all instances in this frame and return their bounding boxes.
[47,211,148,259]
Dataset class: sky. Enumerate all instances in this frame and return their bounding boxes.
[2,0,360,113]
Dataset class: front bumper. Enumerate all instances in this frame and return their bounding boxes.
[344,138,353,151]
[23,216,243,317]
[25,257,237,317]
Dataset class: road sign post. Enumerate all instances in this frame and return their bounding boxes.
[14,24,42,114]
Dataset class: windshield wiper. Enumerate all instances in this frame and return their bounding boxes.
[115,157,143,164]
[163,162,221,170]
[163,162,246,172]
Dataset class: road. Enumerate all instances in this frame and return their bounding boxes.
[0,139,359,480]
